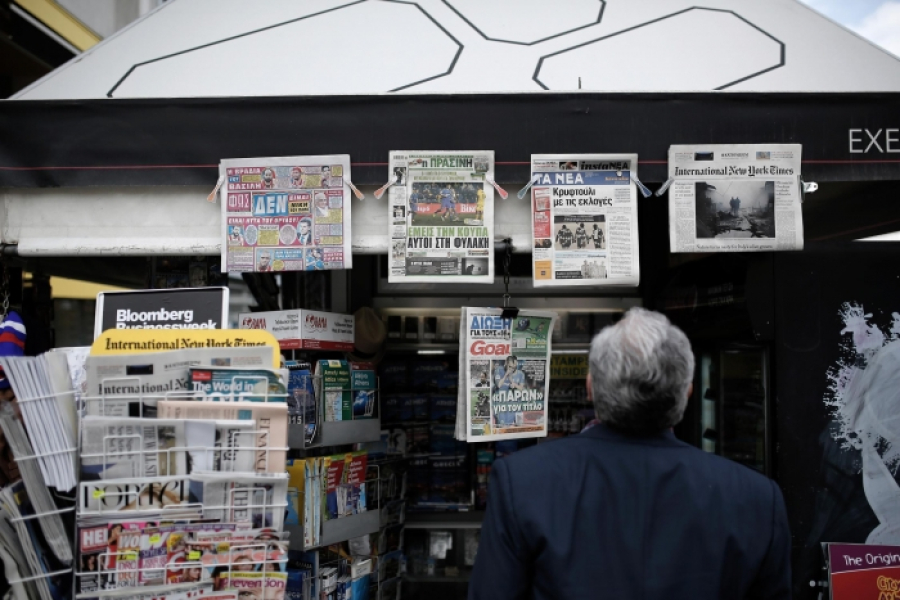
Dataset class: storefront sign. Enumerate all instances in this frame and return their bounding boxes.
[94,287,229,338]
[828,543,900,599]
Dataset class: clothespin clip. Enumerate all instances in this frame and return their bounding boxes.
[373,179,394,200]
[207,175,225,203]
[655,176,675,197]
[485,175,508,199]
[800,178,818,204]
[517,175,540,200]
[346,179,365,201]
[630,172,652,198]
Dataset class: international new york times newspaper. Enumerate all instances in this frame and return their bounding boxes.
[220,155,353,273]
[668,144,804,252]
[530,154,640,287]
[388,151,494,283]
[456,308,556,442]
[85,346,274,417]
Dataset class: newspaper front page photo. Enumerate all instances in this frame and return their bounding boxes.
[531,154,640,287]
[388,151,494,283]
[667,144,804,252]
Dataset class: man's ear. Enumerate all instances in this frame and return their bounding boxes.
[586,373,593,402]
[687,382,694,400]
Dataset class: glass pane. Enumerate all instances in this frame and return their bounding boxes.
[720,349,767,473]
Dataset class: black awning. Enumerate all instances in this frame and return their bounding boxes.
[1,92,899,188]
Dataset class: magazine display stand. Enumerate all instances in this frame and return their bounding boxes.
[289,373,382,449]
[74,381,292,600]
[1,389,78,598]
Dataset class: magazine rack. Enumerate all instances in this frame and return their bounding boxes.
[0,390,78,590]
[74,541,289,599]
[286,464,383,551]
[75,381,293,599]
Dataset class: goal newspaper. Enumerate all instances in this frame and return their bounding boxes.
[531,154,640,287]
[388,151,494,283]
[456,308,556,442]
[668,144,804,252]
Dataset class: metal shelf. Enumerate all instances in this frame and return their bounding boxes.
[289,418,382,449]
[405,511,485,529]
[286,510,381,550]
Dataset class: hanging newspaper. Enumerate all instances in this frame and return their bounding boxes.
[531,154,640,287]
[220,155,353,272]
[668,144,803,252]
[388,151,494,283]
[456,307,557,442]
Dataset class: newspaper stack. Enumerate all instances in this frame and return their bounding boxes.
[0,354,78,491]
[455,307,557,442]
[0,480,71,600]
[84,345,278,417]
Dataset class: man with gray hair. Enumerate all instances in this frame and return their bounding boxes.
[470,308,790,600]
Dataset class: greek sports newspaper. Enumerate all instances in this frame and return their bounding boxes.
[388,151,494,283]
[220,155,353,272]
[456,308,556,442]
[668,144,804,252]
[531,154,640,287]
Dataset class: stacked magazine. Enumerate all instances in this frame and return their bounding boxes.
[76,346,292,600]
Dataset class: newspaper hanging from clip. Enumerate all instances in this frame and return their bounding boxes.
[388,151,495,283]
[530,154,640,287]
[456,307,557,443]
[667,144,804,253]
[220,155,353,273]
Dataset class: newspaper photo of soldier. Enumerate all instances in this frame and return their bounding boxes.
[694,180,776,239]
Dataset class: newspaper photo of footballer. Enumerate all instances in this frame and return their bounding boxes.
[470,360,491,389]
[409,182,481,225]
[470,389,491,436]
[695,180,776,239]
[490,356,545,431]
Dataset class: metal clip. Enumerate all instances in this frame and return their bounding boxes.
[655,176,675,197]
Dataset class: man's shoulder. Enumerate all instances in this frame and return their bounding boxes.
[499,432,775,495]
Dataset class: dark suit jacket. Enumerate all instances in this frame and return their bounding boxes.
[469,424,791,600]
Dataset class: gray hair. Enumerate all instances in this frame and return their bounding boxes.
[589,308,694,434]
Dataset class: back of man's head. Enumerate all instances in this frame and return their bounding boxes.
[589,308,694,435]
